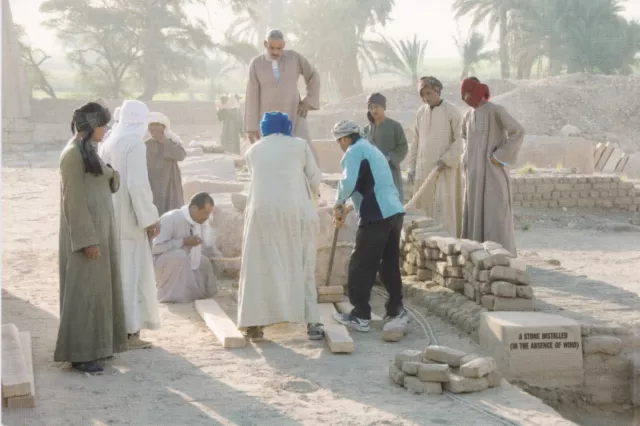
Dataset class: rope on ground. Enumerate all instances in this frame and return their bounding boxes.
[372,287,523,426]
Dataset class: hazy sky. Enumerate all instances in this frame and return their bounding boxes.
[10,0,640,61]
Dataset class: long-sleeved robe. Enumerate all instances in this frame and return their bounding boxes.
[238,133,321,328]
[145,137,186,217]
[101,135,161,334]
[216,108,243,154]
[152,209,218,303]
[55,141,128,362]
[461,101,525,255]
[363,117,408,201]
[244,50,320,159]
[408,100,464,237]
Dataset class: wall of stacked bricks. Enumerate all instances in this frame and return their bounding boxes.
[398,215,638,406]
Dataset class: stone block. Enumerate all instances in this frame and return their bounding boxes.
[486,371,503,388]
[470,250,493,269]
[401,361,423,376]
[583,354,630,374]
[491,281,517,298]
[479,312,583,387]
[493,297,534,311]
[444,373,489,394]
[489,266,531,285]
[481,295,495,310]
[459,357,497,378]
[417,268,432,281]
[459,240,484,258]
[488,248,513,266]
[436,262,462,278]
[231,192,247,212]
[417,363,450,382]
[423,345,468,367]
[463,282,476,300]
[582,335,624,356]
[395,349,423,369]
[389,364,407,386]
[404,376,443,395]
[516,286,534,299]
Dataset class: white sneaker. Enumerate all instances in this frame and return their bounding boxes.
[382,309,409,342]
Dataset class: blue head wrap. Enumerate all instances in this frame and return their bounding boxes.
[260,111,292,137]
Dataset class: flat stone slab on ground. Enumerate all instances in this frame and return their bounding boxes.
[423,345,468,367]
[479,312,583,387]
[180,154,238,181]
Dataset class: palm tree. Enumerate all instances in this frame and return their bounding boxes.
[215,37,260,67]
[207,56,237,100]
[367,34,428,84]
[453,0,517,79]
[454,31,493,80]
[224,0,293,48]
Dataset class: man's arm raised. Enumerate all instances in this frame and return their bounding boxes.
[297,52,320,116]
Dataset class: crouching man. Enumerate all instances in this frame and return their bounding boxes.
[330,120,409,341]
[152,192,219,303]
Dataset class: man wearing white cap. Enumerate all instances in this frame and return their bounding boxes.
[146,111,187,217]
[100,100,162,349]
[330,120,409,342]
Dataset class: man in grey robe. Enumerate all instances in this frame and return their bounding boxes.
[244,29,319,160]
[152,192,219,303]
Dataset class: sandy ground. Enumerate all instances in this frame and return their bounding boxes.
[0,160,636,425]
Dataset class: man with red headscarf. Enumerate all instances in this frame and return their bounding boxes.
[459,77,524,255]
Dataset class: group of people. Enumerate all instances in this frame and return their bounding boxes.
[56,100,220,374]
[236,30,524,341]
[55,27,525,372]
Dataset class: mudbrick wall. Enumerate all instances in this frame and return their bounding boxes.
[399,214,638,407]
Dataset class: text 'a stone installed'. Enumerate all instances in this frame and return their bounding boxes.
[479,312,583,387]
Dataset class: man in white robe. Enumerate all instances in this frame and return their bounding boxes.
[408,76,463,237]
[100,99,162,349]
[152,192,219,303]
[237,111,324,342]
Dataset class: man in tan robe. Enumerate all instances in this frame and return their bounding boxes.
[460,77,525,255]
[408,77,463,237]
[244,29,320,160]
[146,112,186,216]
[152,192,218,303]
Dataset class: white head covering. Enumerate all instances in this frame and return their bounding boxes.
[148,111,183,145]
[225,96,239,110]
[101,100,149,154]
[113,106,122,123]
[331,120,361,140]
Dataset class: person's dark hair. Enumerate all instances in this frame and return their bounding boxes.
[71,102,111,176]
[190,192,215,209]
[468,76,481,83]
[346,133,362,145]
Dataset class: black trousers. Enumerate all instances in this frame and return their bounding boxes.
[347,213,404,320]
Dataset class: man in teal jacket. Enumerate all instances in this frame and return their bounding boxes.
[331,120,409,340]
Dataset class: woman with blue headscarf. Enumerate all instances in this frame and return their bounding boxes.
[237,111,325,342]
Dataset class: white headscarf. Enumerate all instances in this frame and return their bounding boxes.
[148,111,183,145]
[113,106,122,123]
[101,100,149,155]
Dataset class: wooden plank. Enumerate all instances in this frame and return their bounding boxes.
[7,331,34,408]
[195,299,247,348]
[318,303,354,354]
[317,285,344,296]
[334,301,384,324]
[318,294,344,303]
[1,324,30,398]
[602,149,622,173]
[595,144,614,171]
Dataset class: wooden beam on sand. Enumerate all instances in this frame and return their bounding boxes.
[7,331,35,408]
[318,303,354,354]
[195,299,247,349]
[1,324,31,398]
[334,301,383,325]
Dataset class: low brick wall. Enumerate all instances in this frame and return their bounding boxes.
[511,174,639,211]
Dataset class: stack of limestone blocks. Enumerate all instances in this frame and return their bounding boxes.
[400,215,535,313]
[511,175,639,212]
[389,346,501,395]
[2,324,35,408]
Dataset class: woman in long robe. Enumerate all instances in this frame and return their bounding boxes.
[460,77,525,255]
[237,112,323,341]
[216,95,243,154]
[55,102,128,373]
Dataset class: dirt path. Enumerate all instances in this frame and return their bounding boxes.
[1,166,578,426]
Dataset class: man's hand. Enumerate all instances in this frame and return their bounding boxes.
[146,222,161,239]
[182,235,202,247]
[436,160,447,171]
[84,245,100,260]
[247,131,260,143]
[297,102,310,118]
[333,204,353,228]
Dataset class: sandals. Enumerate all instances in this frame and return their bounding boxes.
[245,326,264,342]
[72,361,104,374]
[307,323,325,341]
